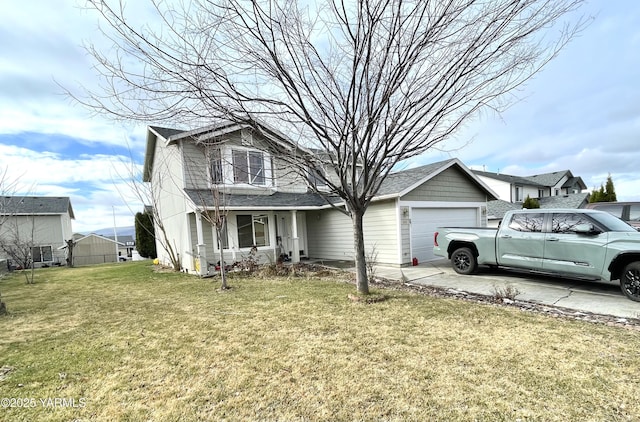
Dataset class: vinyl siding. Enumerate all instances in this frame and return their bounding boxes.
[0,215,68,264]
[306,200,399,265]
[151,139,189,269]
[401,167,487,202]
[183,130,309,193]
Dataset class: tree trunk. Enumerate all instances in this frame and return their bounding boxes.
[216,225,228,289]
[66,239,75,267]
[352,209,369,295]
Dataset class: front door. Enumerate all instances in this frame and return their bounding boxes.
[275,212,308,259]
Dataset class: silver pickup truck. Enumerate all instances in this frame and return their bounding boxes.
[433,208,640,301]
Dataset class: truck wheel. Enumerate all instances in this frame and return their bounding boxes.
[451,247,477,275]
[620,262,640,302]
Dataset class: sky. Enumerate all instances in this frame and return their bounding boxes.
[1,1,639,233]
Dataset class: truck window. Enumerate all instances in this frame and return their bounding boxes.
[508,213,544,232]
[590,204,624,218]
[629,205,640,223]
[551,213,592,233]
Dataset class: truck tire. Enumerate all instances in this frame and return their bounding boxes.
[620,262,640,302]
[451,247,477,275]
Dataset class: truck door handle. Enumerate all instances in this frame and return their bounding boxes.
[546,237,559,242]
[500,235,512,239]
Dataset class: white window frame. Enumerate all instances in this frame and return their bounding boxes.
[208,146,272,188]
[236,214,271,248]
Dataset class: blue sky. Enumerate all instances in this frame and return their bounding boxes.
[1,1,639,233]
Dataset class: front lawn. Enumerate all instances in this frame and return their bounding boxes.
[1,261,639,421]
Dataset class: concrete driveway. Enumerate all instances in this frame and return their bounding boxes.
[373,259,640,320]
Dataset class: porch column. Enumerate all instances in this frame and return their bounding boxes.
[290,210,300,263]
[195,210,207,276]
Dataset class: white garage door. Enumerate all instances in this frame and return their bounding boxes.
[411,208,478,262]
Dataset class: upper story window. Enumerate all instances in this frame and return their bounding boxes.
[537,189,544,198]
[233,150,265,185]
[206,145,271,187]
[307,166,327,190]
[515,186,523,202]
[208,147,224,184]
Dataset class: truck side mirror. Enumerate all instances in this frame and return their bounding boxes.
[574,223,599,235]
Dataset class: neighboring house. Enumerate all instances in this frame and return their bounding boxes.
[104,235,136,260]
[473,169,587,202]
[473,169,589,227]
[485,193,590,227]
[0,196,75,267]
[143,122,498,274]
[64,233,121,266]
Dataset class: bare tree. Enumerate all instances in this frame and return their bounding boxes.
[74,0,589,293]
[113,152,183,271]
[0,208,39,284]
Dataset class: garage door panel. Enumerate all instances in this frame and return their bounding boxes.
[411,208,477,262]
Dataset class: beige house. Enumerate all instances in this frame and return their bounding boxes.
[143,122,498,274]
[0,196,74,267]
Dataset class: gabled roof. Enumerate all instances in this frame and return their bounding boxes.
[144,120,297,183]
[0,196,75,219]
[538,192,590,209]
[60,233,122,249]
[184,158,497,211]
[561,176,588,191]
[472,170,545,187]
[378,158,498,200]
[524,170,572,187]
[474,169,587,191]
[486,192,590,220]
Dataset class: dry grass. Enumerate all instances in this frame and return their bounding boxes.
[1,261,640,421]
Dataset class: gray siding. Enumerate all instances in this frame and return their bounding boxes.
[402,167,487,202]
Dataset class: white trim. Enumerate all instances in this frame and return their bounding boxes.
[399,200,487,208]
[395,199,404,264]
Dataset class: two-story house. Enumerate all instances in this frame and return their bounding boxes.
[473,169,587,202]
[472,169,589,226]
[0,196,75,267]
[143,121,498,274]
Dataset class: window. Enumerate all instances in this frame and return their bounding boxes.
[237,214,270,248]
[630,205,640,223]
[591,204,623,218]
[551,213,592,233]
[537,189,545,198]
[307,165,327,189]
[32,246,52,263]
[515,186,523,202]
[508,213,543,232]
[208,147,224,184]
[215,216,229,250]
[233,150,265,185]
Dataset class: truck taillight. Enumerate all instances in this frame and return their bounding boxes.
[434,231,439,247]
